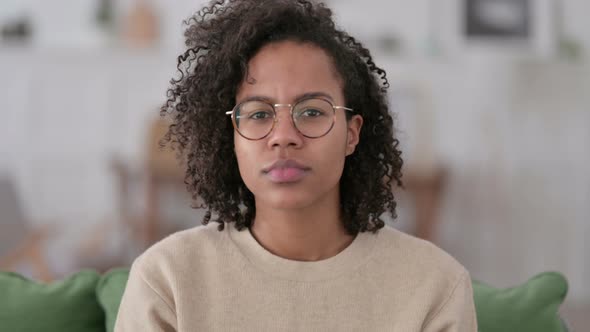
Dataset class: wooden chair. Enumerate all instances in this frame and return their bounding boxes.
[0,176,54,282]
[401,166,448,243]
[74,118,189,269]
[110,117,189,252]
[143,117,188,247]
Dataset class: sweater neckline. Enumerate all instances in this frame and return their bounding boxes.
[227,223,380,282]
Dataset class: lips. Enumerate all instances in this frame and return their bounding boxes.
[262,159,310,183]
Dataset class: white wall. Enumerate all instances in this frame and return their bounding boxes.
[3,0,589,55]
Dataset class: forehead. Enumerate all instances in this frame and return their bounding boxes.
[236,41,343,102]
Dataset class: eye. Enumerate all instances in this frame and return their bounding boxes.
[300,108,324,117]
[249,110,273,120]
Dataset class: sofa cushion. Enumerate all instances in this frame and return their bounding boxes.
[0,270,105,332]
[96,268,130,332]
[473,271,568,332]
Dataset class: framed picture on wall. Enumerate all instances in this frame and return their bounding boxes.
[465,0,531,40]
[434,0,555,58]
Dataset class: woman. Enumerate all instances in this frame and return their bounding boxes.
[115,0,478,330]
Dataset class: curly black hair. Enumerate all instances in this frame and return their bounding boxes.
[161,0,403,235]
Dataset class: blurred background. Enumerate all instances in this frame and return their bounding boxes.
[0,0,588,328]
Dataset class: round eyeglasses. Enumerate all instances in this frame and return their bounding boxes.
[225,97,354,140]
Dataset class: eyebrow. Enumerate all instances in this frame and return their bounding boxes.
[238,91,335,104]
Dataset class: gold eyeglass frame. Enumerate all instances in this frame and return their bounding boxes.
[225,97,354,140]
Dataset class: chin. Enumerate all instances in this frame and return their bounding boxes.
[260,191,317,211]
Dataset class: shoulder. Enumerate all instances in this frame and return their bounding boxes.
[370,225,470,292]
[368,226,476,327]
[368,226,473,323]
[129,222,229,286]
[135,222,227,267]
[376,225,467,273]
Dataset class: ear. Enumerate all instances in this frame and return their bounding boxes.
[345,115,363,156]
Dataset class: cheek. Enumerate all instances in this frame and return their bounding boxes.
[315,129,348,178]
[234,140,248,171]
[234,139,258,188]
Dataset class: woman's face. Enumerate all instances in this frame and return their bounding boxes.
[234,40,362,211]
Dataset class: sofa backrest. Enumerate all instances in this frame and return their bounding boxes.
[0,269,570,332]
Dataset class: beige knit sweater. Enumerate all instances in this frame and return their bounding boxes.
[115,222,477,331]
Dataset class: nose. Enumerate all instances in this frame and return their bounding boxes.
[267,106,303,149]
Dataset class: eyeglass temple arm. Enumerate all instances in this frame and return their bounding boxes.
[333,106,354,112]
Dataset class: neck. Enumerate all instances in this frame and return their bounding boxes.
[250,192,355,262]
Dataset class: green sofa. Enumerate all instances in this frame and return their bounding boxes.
[0,269,569,332]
